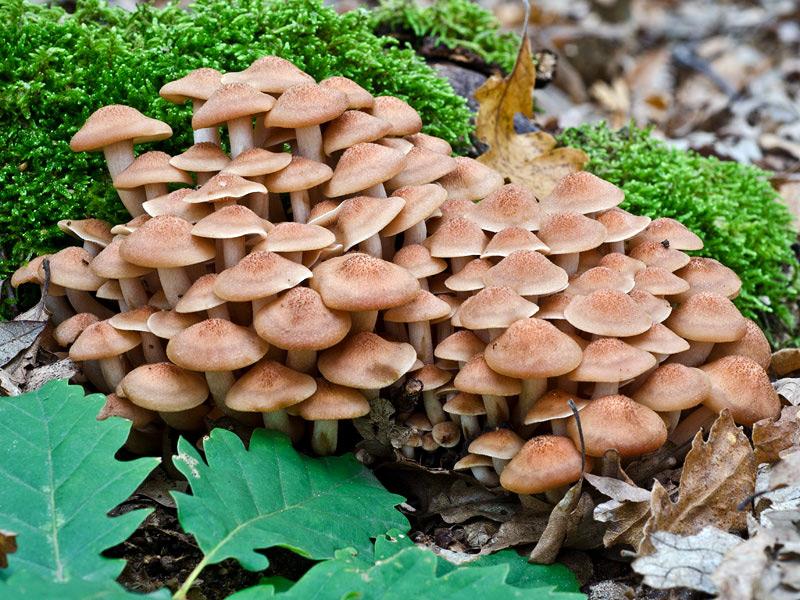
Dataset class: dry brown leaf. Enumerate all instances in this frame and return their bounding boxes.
[753,406,800,464]
[641,410,755,553]
[773,377,800,406]
[0,529,17,569]
[770,348,800,377]
[585,473,652,551]
[474,38,587,198]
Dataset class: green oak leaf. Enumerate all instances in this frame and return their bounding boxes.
[0,380,159,583]
[171,429,409,574]
[1,572,171,599]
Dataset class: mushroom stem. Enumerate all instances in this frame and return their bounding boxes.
[262,409,293,437]
[471,466,499,487]
[660,410,681,435]
[286,349,317,374]
[206,371,234,411]
[551,418,567,436]
[451,257,470,273]
[246,175,269,219]
[592,381,619,399]
[144,183,168,200]
[159,406,207,431]
[103,140,145,216]
[197,171,214,185]
[227,116,254,158]
[140,332,167,363]
[351,310,378,333]
[65,288,114,319]
[99,355,127,390]
[554,253,579,275]
[408,321,434,363]
[422,390,446,425]
[192,99,220,144]
[363,183,387,198]
[404,220,427,246]
[483,395,510,427]
[669,405,717,446]
[157,267,192,308]
[45,295,75,325]
[491,457,510,475]
[608,240,624,254]
[207,304,230,320]
[222,237,246,269]
[383,321,408,342]
[289,190,311,224]
[359,234,383,258]
[671,341,714,367]
[460,415,480,439]
[295,125,325,164]
[311,419,338,455]
[545,486,569,504]
[436,321,453,346]
[516,378,547,425]
[119,277,149,309]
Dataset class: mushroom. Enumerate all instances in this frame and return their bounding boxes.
[567,337,657,399]
[385,146,456,190]
[631,363,711,433]
[543,172,624,215]
[142,188,213,223]
[322,142,406,199]
[673,257,742,302]
[175,274,230,320]
[443,392,485,439]
[383,184,448,246]
[89,237,153,309]
[468,428,524,474]
[700,355,780,426]
[424,216,489,274]
[500,436,588,499]
[537,212,607,275]
[407,364,452,424]
[707,318,771,369]
[331,195,405,258]
[523,389,589,436]
[263,156,333,224]
[57,219,113,257]
[10,256,73,324]
[319,76,374,109]
[630,217,703,250]
[595,207,650,254]
[456,286,539,341]
[169,142,231,185]
[470,184,541,233]
[454,354,520,427]
[629,241,691,272]
[384,290,451,363]
[113,151,192,200]
[159,67,223,143]
[434,330,486,368]
[564,289,652,339]
[453,454,498,487]
[44,247,113,319]
[69,320,141,390]
[254,222,336,264]
[222,147,292,219]
[406,133,452,155]
[369,96,423,138]
[436,157,504,201]
[481,227,550,258]
[483,249,569,302]
[109,305,168,363]
[323,110,391,155]
[192,204,269,269]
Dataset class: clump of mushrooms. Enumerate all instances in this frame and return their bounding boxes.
[12,56,781,506]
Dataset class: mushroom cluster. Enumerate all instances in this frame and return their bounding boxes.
[12,56,780,496]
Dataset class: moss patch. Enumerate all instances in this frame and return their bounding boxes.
[560,123,799,343]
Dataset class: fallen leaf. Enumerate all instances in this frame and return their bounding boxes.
[641,410,756,553]
[770,348,800,377]
[773,377,800,405]
[23,359,78,392]
[0,320,46,367]
[585,473,652,551]
[474,37,587,198]
[632,527,743,594]
[0,530,17,569]
[752,406,800,463]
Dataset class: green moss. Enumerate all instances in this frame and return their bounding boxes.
[370,0,520,72]
[560,122,799,344]
[0,0,472,313]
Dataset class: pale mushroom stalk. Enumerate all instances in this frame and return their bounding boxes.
[64,289,114,319]
[289,190,311,224]
[99,355,128,390]
[103,140,146,216]
[516,378,547,425]
[608,240,624,254]
[310,420,339,455]
[383,321,408,342]
[140,333,167,363]
[222,237,246,269]
[227,116,255,159]
[553,253,580,275]
[295,125,325,164]
[459,415,480,439]
[669,405,717,446]
[207,304,231,320]
[422,389,446,424]
[470,466,499,487]
[119,278,149,309]
[436,321,453,345]
[157,267,193,308]
[351,310,379,333]
[408,321,434,364]
[143,183,169,200]
[363,183,387,198]
[286,350,317,374]
[592,382,619,399]
[159,406,207,431]
[246,175,269,219]
[491,457,510,475]
[191,99,220,144]
[660,410,681,435]
[45,296,75,325]
[483,396,510,427]
[451,257,471,273]
[404,220,427,246]
[262,409,293,437]
[359,234,383,258]
[674,341,715,366]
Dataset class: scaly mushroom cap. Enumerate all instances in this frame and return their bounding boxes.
[320,76,374,109]
[484,250,569,296]
[629,289,673,324]
[185,172,267,204]
[11,255,51,287]
[444,258,491,292]
[147,310,203,340]
[535,292,575,320]
[288,378,370,420]
[54,313,100,347]
[384,290,451,323]
[214,251,311,302]
[470,184,541,232]
[407,133,452,155]
[264,83,348,128]
[70,104,172,151]
[322,143,406,197]
[625,323,690,355]
[701,355,780,426]
[500,435,587,494]
[69,320,141,361]
[159,67,223,103]
[256,222,335,253]
[425,217,489,258]
[47,247,106,291]
[633,363,711,412]
[544,171,624,214]
[454,354,521,396]
[254,287,351,350]
[629,241,691,272]
[221,56,314,93]
[113,151,192,188]
[89,238,152,280]
[143,189,213,223]
[524,389,589,424]
[456,286,539,329]
[166,318,268,371]
[226,360,317,412]
[175,274,226,313]
[568,337,657,382]
[311,253,419,311]
[382,184,448,236]
[109,305,159,332]
[58,219,113,247]
[631,217,703,251]
[192,83,276,129]
[318,332,417,389]
[707,319,771,369]
[468,428,524,459]
[443,392,486,417]
[119,215,215,268]
[599,252,647,276]
[674,257,742,301]
[437,157,504,201]
[223,147,292,177]
[333,195,405,250]
[485,318,583,379]
[595,208,650,242]
[263,156,333,193]
[322,110,391,155]
[392,245,448,279]
[386,146,457,189]
[568,266,634,295]
[665,292,747,342]
[538,212,607,254]
[633,266,690,296]
[482,227,549,257]
[410,364,452,391]
[564,289,652,337]
[169,142,231,173]
[120,362,208,411]
[192,205,269,240]
[566,394,667,457]
[369,96,423,136]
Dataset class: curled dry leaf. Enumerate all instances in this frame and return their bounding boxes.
[585,473,651,551]
[633,527,743,594]
[0,529,17,569]
[0,320,46,367]
[770,348,800,377]
[474,37,587,198]
[752,406,800,464]
[773,377,800,406]
[641,410,756,554]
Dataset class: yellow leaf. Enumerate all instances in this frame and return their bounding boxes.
[475,38,588,198]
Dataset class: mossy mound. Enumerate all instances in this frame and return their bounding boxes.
[561,123,799,343]
[0,0,472,312]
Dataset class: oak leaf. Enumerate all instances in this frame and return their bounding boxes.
[585,473,651,551]
[474,38,587,198]
[752,406,800,463]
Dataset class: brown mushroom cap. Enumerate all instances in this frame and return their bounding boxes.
[500,435,587,494]
[96,280,124,302]
[665,292,747,342]
[444,258,491,292]
[435,330,486,363]
[333,195,405,250]
[254,287,351,350]
[482,227,549,258]
[568,267,635,295]
[631,217,703,251]
[485,318,583,379]
[707,319,771,369]
[47,247,106,291]
[564,290,652,337]
[443,392,486,417]
[319,77,374,109]
[191,84,276,129]
[11,255,51,288]
[625,323,690,355]
[58,219,113,248]
[384,290,451,323]
[454,354,522,396]
[222,147,292,177]
[568,338,657,382]
[264,83,348,128]
[425,216,489,258]
[159,67,223,103]
[632,363,711,411]
[166,318,268,371]
[628,241,691,272]
[147,310,203,340]
[535,292,575,320]
[311,253,419,311]
[192,205,268,240]
[70,105,172,152]
[629,289,673,324]
[456,286,539,330]
[524,389,589,424]
[453,454,493,471]
[544,171,624,214]
[468,428,524,459]
[484,250,569,296]
[322,143,406,197]
[674,257,742,301]
[120,362,208,411]
[595,208,651,242]
[220,57,314,92]
[323,110,392,155]
[470,184,541,232]
[437,157,504,201]
[566,394,667,457]
[185,172,267,204]
[89,238,152,280]
[111,214,150,236]
[392,245,448,279]
[143,188,213,223]
[109,305,159,332]
[701,355,781,426]
[288,378,370,420]
[69,320,141,361]
[407,133,452,155]
[119,215,215,268]
[318,332,417,389]
[256,222,335,253]
[598,252,647,276]
[633,266,690,296]
[369,96,423,136]
[54,313,100,347]
[263,156,334,192]
[226,359,317,412]
[382,184,448,236]
[386,146,457,190]
[169,142,231,173]
[175,274,226,314]
[538,212,608,255]
[214,251,311,302]
[113,151,192,188]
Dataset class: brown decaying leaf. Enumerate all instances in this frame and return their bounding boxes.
[773,377,800,406]
[770,348,800,377]
[641,410,756,554]
[752,406,800,464]
[585,473,652,551]
[0,529,17,569]
[474,37,587,198]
